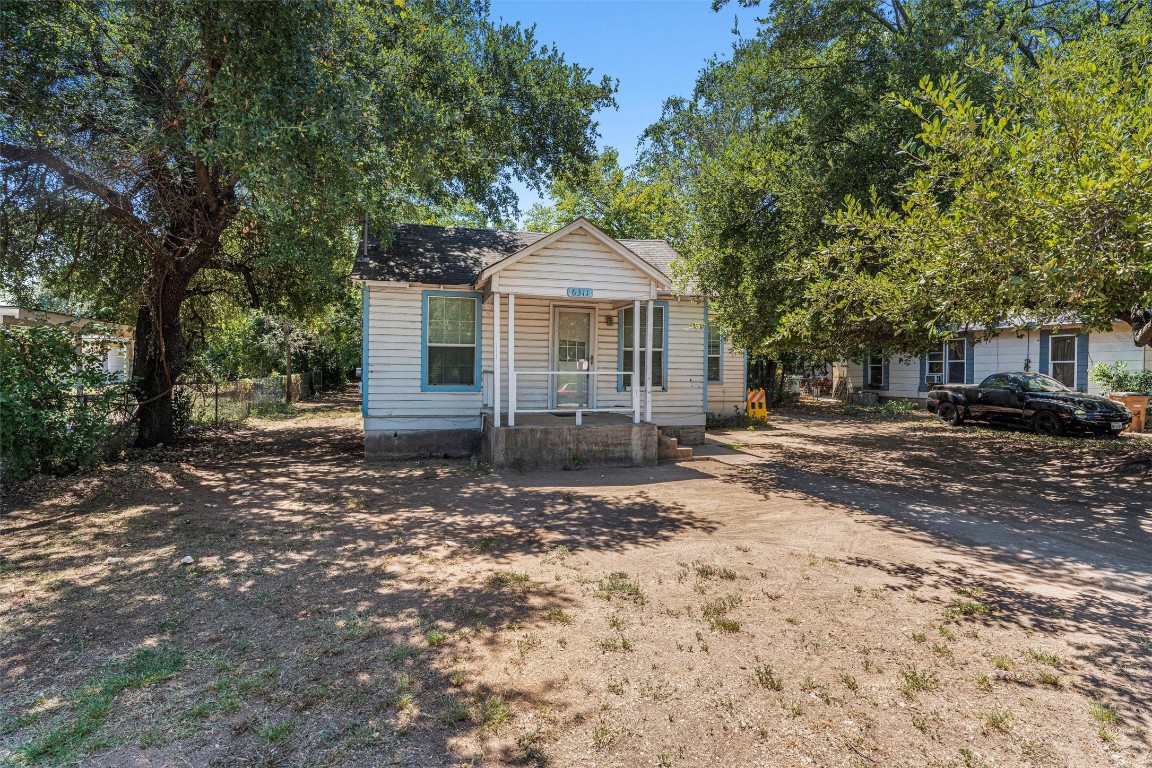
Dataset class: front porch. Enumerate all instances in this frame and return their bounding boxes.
[480,411,659,470]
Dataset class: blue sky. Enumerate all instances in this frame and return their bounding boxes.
[488,0,762,219]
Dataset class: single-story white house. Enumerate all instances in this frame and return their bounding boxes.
[0,305,133,381]
[351,218,745,466]
[836,321,1152,399]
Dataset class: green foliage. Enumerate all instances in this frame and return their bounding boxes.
[642,0,1145,358]
[1,0,616,444]
[0,323,128,483]
[796,14,1152,357]
[16,644,183,764]
[1088,361,1152,394]
[524,148,684,240]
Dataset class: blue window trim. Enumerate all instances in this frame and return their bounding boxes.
[964,334,975,384]
[1041,329,1090,391]
[617,301,670,392]
[705,315,723,384]
[421,289,483,392]
[361,284,369,416]
[1076,333,1089,391]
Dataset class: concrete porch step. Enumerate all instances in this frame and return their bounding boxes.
[657,434,694,462]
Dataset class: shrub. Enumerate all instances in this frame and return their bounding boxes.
[0,323,129,482]
[1088,361,1152,394]
[706,405,768,430]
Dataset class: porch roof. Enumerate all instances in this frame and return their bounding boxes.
[351,219,682,288]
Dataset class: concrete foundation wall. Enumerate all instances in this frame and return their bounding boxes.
[482,416,657,470]
[366,429,481,462]
[658,425,706,446]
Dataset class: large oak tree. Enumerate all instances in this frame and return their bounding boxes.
[1,0,614,445]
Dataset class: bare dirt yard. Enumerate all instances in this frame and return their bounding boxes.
[2,393,1151,768]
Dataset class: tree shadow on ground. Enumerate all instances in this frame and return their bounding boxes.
[1,413,717,766]
[721,417,1152,740]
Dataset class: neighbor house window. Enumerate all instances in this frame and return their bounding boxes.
[619,304,666,389]
[423,292,480,389]
[706,322,722,383]
[927,339,966,384]
[865,354,885,388]
[1050,334,1076,388]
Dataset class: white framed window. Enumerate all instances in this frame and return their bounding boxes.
[619,304,666,389]
[865,354,885,388]
[927,339,966,384]
[423,292,480,390]
[706,323,722,383]
[1050,334,1076,388]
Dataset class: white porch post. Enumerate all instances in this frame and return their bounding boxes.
[508,294,516,427]
[645,299,654,423]
[632,299,641,423]
[493,292,501,428]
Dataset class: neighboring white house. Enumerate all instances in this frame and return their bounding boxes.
[351,218,744,464]
[0,305,133,381]
[836,322,1152,400]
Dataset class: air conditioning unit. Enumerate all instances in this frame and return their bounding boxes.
[924,374,943,385]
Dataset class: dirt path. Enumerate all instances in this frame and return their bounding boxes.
[2,399,1149,767]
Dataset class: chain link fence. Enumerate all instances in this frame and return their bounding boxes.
[174,372,325,427]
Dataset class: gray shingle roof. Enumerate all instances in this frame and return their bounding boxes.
[351,222,682,286]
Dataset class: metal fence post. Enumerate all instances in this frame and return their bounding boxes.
[215,382,220,425]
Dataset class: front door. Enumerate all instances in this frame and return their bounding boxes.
[553,308,593,409]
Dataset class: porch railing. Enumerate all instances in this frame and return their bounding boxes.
[508,370,642,426]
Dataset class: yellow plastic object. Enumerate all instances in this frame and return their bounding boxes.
[746,388,767,420]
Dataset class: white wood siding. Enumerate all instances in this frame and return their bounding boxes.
[484,296,718,426]
[363,284,483,427]
[495,230,655,300]
[840,323,1149,399]
[706,338,747,415]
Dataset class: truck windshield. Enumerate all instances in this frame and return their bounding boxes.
[1023,375,1070,393]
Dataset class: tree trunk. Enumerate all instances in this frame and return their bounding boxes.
[284,322,293,405]
[132,269,191,447]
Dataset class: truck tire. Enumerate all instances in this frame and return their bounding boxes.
[1032,410,1065,437]
[936,401,964,426]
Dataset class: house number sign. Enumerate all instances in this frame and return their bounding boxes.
[566,287,594,298]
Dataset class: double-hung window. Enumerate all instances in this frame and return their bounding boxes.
[865,354,885,389]
[423,292,480,389]
[619,304,666,389]
[926,338,966,384]
[706,322,722,383]
[1050,334,1076,388]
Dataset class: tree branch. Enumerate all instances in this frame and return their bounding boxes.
[0,142,159,250]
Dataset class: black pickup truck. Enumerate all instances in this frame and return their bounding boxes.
[926,372,1132,436]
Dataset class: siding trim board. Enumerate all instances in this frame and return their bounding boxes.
[420,289,484,393]
[1076,333,1090,391]
[361,283,369,417]
[965,335,975,384]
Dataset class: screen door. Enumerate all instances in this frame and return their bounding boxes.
[553,309,593,408]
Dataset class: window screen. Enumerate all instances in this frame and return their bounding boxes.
[707,325,722,383]
[620,305,665,388]
[426,296,477,386]
[1050,335,1076,388]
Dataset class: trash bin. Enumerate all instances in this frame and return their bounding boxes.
[1108,392,1149,433]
